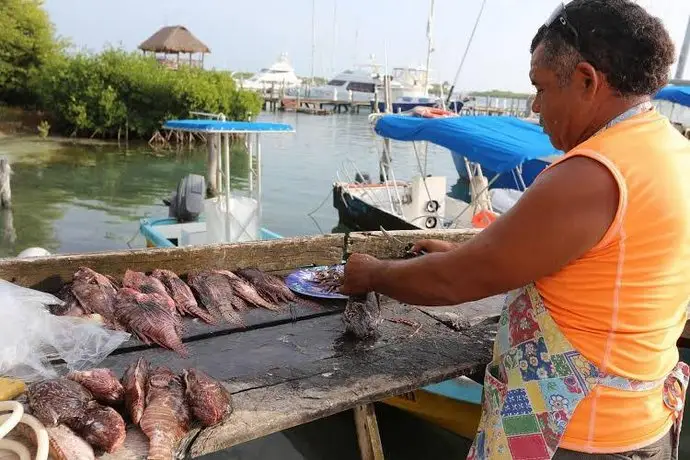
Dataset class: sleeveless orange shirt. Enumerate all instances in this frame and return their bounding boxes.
[535,109,690,453]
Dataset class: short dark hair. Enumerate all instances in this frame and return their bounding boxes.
[530,0,675,96]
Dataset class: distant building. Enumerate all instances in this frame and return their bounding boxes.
[138,25,210,70]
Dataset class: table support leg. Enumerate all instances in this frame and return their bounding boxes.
[353,404,385,460]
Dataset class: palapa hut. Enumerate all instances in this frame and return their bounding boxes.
[138,25,210,69]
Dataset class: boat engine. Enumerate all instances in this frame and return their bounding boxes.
[163,174,205,223]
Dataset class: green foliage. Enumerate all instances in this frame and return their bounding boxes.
[32,48,263,138]
[0,0,62,105]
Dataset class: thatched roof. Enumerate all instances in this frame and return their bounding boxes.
[139,25,210,54]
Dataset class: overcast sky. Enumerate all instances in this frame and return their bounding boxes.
[43,0,689,93]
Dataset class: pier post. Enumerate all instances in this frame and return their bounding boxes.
[0,159,11,209]
[353,404,384,460]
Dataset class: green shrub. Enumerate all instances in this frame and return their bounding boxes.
[0,0,63,106]
[31,48,263,139]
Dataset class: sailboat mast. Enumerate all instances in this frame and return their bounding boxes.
[311,0,316,85]
[676,15,690,80]
[423,0,435,97]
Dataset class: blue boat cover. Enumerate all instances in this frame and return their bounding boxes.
[654,85,690,107]
[164,119,294,133]
[374,115,561,173]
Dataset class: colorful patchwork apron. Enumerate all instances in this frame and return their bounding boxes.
[466,284,689,459]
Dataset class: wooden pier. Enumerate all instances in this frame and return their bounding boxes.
[262,96,372,115]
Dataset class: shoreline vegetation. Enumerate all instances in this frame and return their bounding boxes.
[0,0,261,141]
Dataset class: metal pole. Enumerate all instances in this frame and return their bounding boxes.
[446,0,487,106]
[675,15,690,80]
[311,0,316,86]
[255,134,263,236]
[223,133,231,243]
[423,0,435,97]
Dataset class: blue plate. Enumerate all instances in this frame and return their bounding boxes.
[285,265,348,300]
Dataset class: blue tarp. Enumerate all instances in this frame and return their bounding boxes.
[374,115,561,173]
[654,85,690,107]
[164,119,294,133]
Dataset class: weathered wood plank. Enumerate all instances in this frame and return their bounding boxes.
[109,298,345,355]
[0,234,345,292]
[189,322,495,457]
[346,229,479,259]
[417,294,505,331]
[354,404,385,460]
[56,298,492,459]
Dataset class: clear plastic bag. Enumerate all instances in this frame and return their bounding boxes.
[0,279,130,382]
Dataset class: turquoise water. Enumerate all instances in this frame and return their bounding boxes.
[0,112,455,257]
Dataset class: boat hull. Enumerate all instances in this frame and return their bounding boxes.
[372,100,464,114]
[332,184,420,231]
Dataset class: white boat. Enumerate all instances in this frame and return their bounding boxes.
[236,53,302,93]
[285,60,386,104]
[140,116,293,248]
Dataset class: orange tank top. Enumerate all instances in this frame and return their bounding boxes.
[535,109,690,453]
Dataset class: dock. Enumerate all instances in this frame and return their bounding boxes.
[262,96,372,114]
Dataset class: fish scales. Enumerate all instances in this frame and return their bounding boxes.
[114,288,188,357]
[27,378,93,426]
[187,271,244,325]
[68,267,121,328]
[151,269,217,324]
[237,268,321,309]
[141,367,191,460]
[70,401,126,454]
[67,368,124,405]
[122,357,149,424]
[183,368,233,427]
[123,269,176,313]
[216,269,282,311]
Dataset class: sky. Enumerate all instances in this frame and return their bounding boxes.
[43,0,690,93]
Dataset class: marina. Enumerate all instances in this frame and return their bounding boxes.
[0,0,689,459]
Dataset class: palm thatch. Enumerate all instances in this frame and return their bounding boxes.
[138,25,210,54]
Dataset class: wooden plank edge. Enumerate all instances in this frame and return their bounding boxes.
[345,229,480,259]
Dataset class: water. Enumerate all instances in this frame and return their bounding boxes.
[0,112,456,257]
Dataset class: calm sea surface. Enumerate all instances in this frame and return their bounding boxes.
[0,111,455,257]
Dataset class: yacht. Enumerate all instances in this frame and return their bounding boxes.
[236,53,302,93]
[285,61,388,104]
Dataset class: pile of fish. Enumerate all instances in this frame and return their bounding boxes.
[310,266,344,294]
[26,360,232,459]
[51,266,314,356]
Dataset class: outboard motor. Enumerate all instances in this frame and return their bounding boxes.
[163,174,205,223]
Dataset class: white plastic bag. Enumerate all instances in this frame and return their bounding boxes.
[0,279,130,382]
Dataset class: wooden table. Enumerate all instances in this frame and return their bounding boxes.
[1,228,687,459]
[0,229,498,459]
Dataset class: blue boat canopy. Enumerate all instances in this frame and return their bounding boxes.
[374,115,562,173]
[654,85,690,107]
[164,119,294,133]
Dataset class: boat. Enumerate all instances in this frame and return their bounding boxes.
[285,60,384,104]
[333,112,562,232]
[140,118,293,248]
[653,82,690,137]
[236,53,302,93]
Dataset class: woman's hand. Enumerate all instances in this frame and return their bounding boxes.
[340,253,384,295]
[410,239,457,254]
